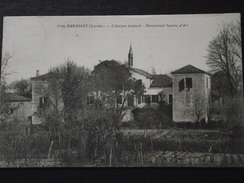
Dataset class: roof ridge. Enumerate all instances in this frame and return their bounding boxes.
[31,71,56,80]
[171,64,208,74]
[129,67,153,78]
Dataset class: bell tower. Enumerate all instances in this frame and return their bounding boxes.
[128,44,133,68]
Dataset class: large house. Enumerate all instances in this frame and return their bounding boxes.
[30,45,211,124]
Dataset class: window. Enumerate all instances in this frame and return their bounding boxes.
[168,94,172,104]
[179,79,185,92]
[39,97,49,108]
[142,95,145,103]
[151,95,159,103]
[87,96,94,105]
[186,78,192,88]
[145,95,150,104]
[206,78,210,88]
[116,95,122,104]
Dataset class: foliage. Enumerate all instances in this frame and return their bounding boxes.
[10,79,32,98]
[47,60,91,124]
[91,60,144,112]
[121,121,139,129]
[211,71,233,99]
[0,53,13,123]
[83,110,123,165]
[92,60,131,93]
[1,52,12,83]
[206,22,242,97]
[184,89,208,123]
[0,117,50,166]
[209,97,243,130]
[132,107,173,129]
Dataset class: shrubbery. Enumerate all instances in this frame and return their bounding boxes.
[131,104,173,129]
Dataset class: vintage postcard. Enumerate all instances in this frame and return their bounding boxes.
[0,14,243,167]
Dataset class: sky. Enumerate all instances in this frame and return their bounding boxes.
[1,13,241,83]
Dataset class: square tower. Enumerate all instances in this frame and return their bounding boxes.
[171,65,211,123]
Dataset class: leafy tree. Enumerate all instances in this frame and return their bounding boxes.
[92,60,144,112]
[131,78,145,106]
[206,22,242,97]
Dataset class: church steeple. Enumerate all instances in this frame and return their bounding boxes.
[128,44,133,68]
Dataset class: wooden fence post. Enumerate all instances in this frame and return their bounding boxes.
[109,147,113,167]
[140,142,144,166]
[48,140,54,159]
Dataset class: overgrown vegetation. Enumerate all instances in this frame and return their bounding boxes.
[131,104,173,129]
[1,20,243,167]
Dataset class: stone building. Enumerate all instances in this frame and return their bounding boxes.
[3,93,32,121]
[31,71,61,124]
[171,65,211,123]
[30,45,211,124]
[123,45,173,108]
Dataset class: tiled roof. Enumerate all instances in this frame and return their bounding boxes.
[31,72,57,80]
[171,65,210,75]
[5,93,31,102]
[150,74,172,87]
[129,68,153,78]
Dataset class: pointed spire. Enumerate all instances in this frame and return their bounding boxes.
[129,43,133,55]
[128,43,133,68]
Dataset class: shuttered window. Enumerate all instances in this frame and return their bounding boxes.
[186,78,192,88]
[169,94,172,104]
[179,79,185,92]
[39,97,49,108]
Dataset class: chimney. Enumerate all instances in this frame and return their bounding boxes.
[36,70,39,76]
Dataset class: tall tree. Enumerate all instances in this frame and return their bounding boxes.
[206,22,242,97]
[49,60,91,125]
[0,53,13,121]
[92,60,144,112]
[211,71,233,99]
[1,52,12,83]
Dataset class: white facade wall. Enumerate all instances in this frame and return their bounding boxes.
[172,73,211,122]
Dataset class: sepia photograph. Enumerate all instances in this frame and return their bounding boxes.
[0,13,243,167]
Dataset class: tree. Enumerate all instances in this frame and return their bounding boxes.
[0,53,13,123]
[37,60,91,127]
[50,60,91,124]
[92,60,144,112]
[1,52,12,83]
[10,79,32,98]
[131,78,145,106]
[185,90,208,124]
[210,71,234,105]
[206,22,242,97]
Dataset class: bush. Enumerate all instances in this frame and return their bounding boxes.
[121,121,139,129]
[132,106,173,129]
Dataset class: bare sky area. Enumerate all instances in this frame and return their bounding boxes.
[2,14,241,83]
